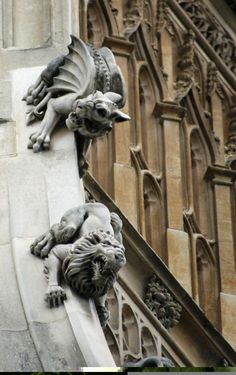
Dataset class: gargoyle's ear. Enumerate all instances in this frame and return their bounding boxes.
[111,109,130,122]
[104,92,122,104]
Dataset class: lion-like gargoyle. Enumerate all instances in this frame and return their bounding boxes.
[23,35,130,176]
[30,202,126,327]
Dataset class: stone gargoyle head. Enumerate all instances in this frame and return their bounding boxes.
[62,231,126,298]
[65,91,130,138]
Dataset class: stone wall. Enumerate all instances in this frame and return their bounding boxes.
[0,0,115,370]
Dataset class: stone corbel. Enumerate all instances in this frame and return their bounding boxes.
[153,100,186,122]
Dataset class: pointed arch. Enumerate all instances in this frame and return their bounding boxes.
[194,235,219,325]
[190,127,214,238]
[138,65,162,175]
[142,171,165,259]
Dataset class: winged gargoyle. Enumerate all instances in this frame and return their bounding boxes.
[23,35,130,176]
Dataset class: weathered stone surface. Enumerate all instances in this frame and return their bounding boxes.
[114,163,138,228]
[215,185,236,294]
[220,293,236,351]
[12,237,67,323]
[7,158,50,238]
[164,120,183,230]
[0,122,16,156]
[0,330,42,372]
[0,171,10,245]
[64,289,115,366]
[29,319,86,371]
[167,229,192,295]
[0,80,12,120]
[41,149,83,224]
[2,0,51,49]
[0,244,27,330]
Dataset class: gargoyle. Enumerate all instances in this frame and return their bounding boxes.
[23,35,130,176]
[30,202,126,327]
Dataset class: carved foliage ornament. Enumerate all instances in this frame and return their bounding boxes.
[178,0,236,74]
[30,202,126,328]
[23,35,130,176]
[144,275,182,329]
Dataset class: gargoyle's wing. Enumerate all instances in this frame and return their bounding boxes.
[48,35,96,96]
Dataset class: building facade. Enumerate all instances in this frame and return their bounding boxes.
[0,0,236,370]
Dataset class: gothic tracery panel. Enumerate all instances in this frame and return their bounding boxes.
[104,282,184,366]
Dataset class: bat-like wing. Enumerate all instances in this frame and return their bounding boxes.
[48,35,96,97]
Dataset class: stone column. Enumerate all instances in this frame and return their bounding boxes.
[154,101,192,294]
[206,166,236,350]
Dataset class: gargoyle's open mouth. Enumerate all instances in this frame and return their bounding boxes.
[91,254,116,283]
[66,112,112,138]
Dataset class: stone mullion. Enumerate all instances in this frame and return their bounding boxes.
[102,37,139,228]
[155,101,192,295]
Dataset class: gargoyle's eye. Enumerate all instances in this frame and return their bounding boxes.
[96,107,107,117]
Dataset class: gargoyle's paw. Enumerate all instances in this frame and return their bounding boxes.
[30,232,54,257]
[28,132,51,152]
[33,142,43,153]
[42,134,51,150]
[40,240,54,258]
[45,286,67,308]
[27,139,34,149]
[30,233,46,256]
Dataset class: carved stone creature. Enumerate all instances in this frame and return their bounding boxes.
[30,202,126,327]
[23,35,130,176]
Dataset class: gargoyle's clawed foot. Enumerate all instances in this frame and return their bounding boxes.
[30,231,55,258]
[96,305,110,328]
[45,286,67,308]
[28,132,51,152]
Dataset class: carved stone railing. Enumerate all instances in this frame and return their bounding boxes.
[104,281,183,366]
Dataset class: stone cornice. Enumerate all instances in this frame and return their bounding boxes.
[167,0,236,91]
[205,165,236,185]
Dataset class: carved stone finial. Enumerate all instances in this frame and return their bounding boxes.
[225,105,236,170]
[144,275,182,329]
[30,202,126,328]
[174,30,195,103]
[23,35,130,177]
